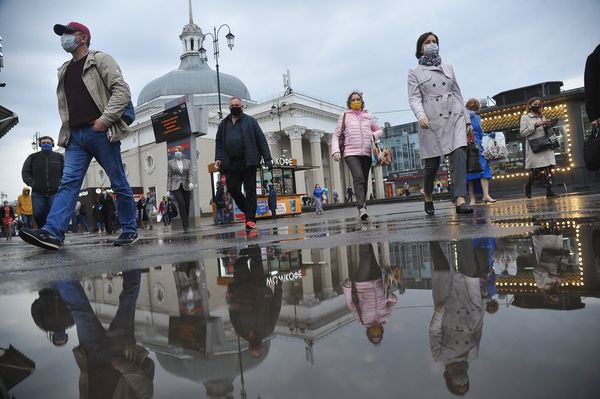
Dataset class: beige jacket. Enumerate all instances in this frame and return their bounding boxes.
[519,113,556,169]
[56,50,131,147]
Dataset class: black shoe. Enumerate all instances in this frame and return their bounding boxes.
[424,201,435,215]
[456,203,474,214]
[19,228,62,250]
[524,182,532,199]
[113,232,139,246]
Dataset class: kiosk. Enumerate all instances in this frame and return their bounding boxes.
[207,157,313,221]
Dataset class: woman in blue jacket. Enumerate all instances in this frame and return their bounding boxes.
[465,99,496,205]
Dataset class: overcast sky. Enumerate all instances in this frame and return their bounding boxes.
[0,0,598,199]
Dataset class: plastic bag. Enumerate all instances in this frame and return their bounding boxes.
[482,132,508,161]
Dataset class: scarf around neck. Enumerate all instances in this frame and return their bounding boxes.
[418,54,442,66]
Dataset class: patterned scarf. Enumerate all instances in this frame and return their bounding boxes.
[418,54,442,66]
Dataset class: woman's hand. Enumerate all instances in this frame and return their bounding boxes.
[332,152,341,162]
[418,115,430,129]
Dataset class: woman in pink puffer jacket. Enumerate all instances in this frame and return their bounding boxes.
[332,91,383,220]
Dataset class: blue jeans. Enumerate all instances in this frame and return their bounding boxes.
[31,192,56,228]
[20,214,33,229]
[43,127,137,241]
[55,270,141,359]
[216,207,224,223]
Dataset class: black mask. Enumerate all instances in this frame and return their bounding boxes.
[530,105,541,113]
[230,107,242,116]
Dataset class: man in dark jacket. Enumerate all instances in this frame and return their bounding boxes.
[21,136,64,228]
[585,44,600,128]
[227,246,282,358]
[214,97,273,230]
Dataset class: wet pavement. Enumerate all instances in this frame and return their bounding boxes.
[1,193,600,398]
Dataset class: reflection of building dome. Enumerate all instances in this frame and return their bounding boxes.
[137,54,251,106]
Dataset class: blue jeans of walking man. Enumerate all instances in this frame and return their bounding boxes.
[43,127,136,242]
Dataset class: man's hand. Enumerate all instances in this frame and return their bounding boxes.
[418,115,429,129]
[592,119,599,128]
[214,160,221,170]
[92,119,109,132]
[434,303,445,313]
[332,152,341,162]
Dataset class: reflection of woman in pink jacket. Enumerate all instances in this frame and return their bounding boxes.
[332,91,383,221]
[343,243,397,344]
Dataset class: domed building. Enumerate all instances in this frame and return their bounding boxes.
[81,2,382,227]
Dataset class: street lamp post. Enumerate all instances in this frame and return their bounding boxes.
[31,131,40,152]
[199,25,235,120]
[270,100,291,133]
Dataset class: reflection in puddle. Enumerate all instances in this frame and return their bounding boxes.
[2,220,599,398]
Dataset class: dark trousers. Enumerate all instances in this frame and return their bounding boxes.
[344,156,372,208]
[354,243,382,282]
[227,167,258,222]
[172,185,191,229]
[423,147,467,198]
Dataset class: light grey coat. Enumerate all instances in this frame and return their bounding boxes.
[408,63,470,160]
[532,234,563,289]
[519,113,556,169]
[167,159,192,191]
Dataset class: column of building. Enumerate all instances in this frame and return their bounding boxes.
[309,130,324,188]
[285,126,307,195]
[264,132,281,160]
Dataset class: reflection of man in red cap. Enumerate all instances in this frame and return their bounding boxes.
[19,21,139,249]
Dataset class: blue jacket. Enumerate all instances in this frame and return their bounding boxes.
[215,113,272,172]
[313,187,323,198]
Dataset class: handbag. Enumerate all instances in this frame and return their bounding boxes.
[466,141,482,173]
[539,248,568,266]
[544,126,561,149]
[338,112,347,157]
[482,132,508,161]
[528,134,553,153]
[371,137,393,166]
[584,126,600,171]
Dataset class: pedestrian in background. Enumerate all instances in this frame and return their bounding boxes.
[268,183,277,220]
[214,97,273,230]
[408,32,473,215]
[520,97,557,199]
[214,182,226,224]
[20,22,138,249]
[167,145,193,233]
[100,190,116,235]
[136,196,148,230]
[332,92,383,220]
[21,136,64,228]
[2,201,15,241]
[584,44,600,128]
[93,197,104,233]
[465,98,496,206]
[145,192,156,230]
[346,187,354,203]
[72,200,89,233]
[16,187,33,229]
[158,196,170,227]
[313,184,324,215]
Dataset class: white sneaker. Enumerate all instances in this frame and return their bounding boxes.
[358,207,368,221]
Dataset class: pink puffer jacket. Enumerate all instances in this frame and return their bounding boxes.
[332,109,383,157]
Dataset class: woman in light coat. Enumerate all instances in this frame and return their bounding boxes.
[519,97,557,198]
[408,32,473,215]
[332,91,383,220]
[167,145,193,233]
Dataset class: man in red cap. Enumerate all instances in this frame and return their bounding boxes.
[19,22,138,249]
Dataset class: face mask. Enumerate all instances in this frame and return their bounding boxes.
[61,34,79,53]
[530,105,541,113]
[230,106,242,116]
[41,143,53,151]
[423,43,439,57]
[174,151,183,159]
[350,100,362,110]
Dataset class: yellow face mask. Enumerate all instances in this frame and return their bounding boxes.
[350,100,362,110]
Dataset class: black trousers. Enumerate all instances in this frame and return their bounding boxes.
[423,147,467,198]
[172,185,191,228]
[344,155,372,208]
[226,167,258,222]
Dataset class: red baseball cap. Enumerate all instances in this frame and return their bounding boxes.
[53,22,91,39]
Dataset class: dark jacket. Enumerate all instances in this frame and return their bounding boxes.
[215,113,272,172]
[215,185,225,209]
[21,151,64,194]
[585,44,600,122]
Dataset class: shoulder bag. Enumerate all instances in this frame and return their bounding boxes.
[339,112,347,157]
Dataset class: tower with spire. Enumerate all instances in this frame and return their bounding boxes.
[179,0,203,57]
